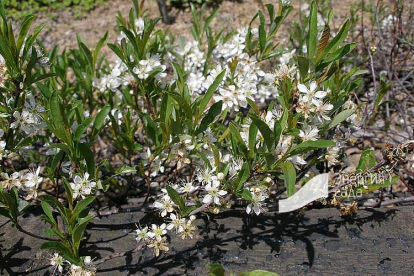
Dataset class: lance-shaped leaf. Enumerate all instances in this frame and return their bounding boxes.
[289,140,335,156]
[198,70,225,118]
[306,1,318,58]
[166,185,185,212]
[249,113,274,151]
[282,162,296,197]
[235,162,250,192]
[91,106,110,140]
[196,100,222,135]
[327,109,354,130]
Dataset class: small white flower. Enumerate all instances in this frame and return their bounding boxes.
[178,180,198,194]
[153,195,174,217]
[326,146,341,166]
[313,100,334,121]
[24,167,42,188]
[287,155,307,169]
[134,17,145,34]
[1,171,23,190]
[296,96,315,119]
[299,125,319,141]
[50,253,66,273]
[0,140,7,160]
[133,66,150,80]
[297,81,327,104]
[69,173,97,199]
[246,187,268,215]
[149,223,167,241]
[166,213,185,232]
[203,180,227,205]
[147,236,169,257]
[135,225,151,242]
[83,256,92,266]
[197,168,217,185]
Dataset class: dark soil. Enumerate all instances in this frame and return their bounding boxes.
[1,206,414,275]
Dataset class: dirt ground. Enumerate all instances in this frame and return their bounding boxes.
[1,205,414,275]
[32,0,353,60]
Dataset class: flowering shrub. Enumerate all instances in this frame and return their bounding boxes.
[1,0,411,274]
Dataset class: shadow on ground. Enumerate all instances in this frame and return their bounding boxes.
[1,206,413,275]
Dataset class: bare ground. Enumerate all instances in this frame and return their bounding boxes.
[33,0,352,60]
[1,205,414,275]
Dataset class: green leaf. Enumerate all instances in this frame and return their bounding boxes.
[316,43,356,71]
[41,241,74,258]
[357,150,376,172]
[198,70,225,118]
[27,73,57,86]
[368,176,399,192]
[196,100,222,135]
[296,56,309,80]
[306,1,318,58]
[0,1,5,20]
[72,197,95,223]
[229,123,247,157]
[108,43,124,61]
[249,113,274,151]
[375,79,392,107]
[181,206,197,217]
[72,215,94,252]
[282,162,296,197]
[259,23,266,52]
[17,14,36,52]
[169,92,193,120]
[248,123,258,153]
[93,31,108,64]
[91,106,110,140]
[238,188,253,201]
[50,90,64,128]
[115,165,137,175]
[38,195,67,218]
[78,143,95,177]
[41,201,56,225]
[235,162,250,192]
[289,140,335,156]
[317,20,350,62]
[21,23,45,61]
[207,263,225,276]
[63,180,73,208]
[74,117,93,142]
[327,109,354,130]
[274,109,288,146]
[166,185,185,212]
[247,98,260,114]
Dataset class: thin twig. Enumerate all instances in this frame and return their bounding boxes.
[363,196,414,207]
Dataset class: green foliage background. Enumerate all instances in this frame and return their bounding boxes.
[4,0,106,19]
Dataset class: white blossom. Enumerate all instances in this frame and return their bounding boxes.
[153,195,174,217]
[203,180,227,205]
[69,173,97,199]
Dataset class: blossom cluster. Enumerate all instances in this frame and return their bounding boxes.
[1,167,43,200]
[50,253,96,276]
[134,214,197,256]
